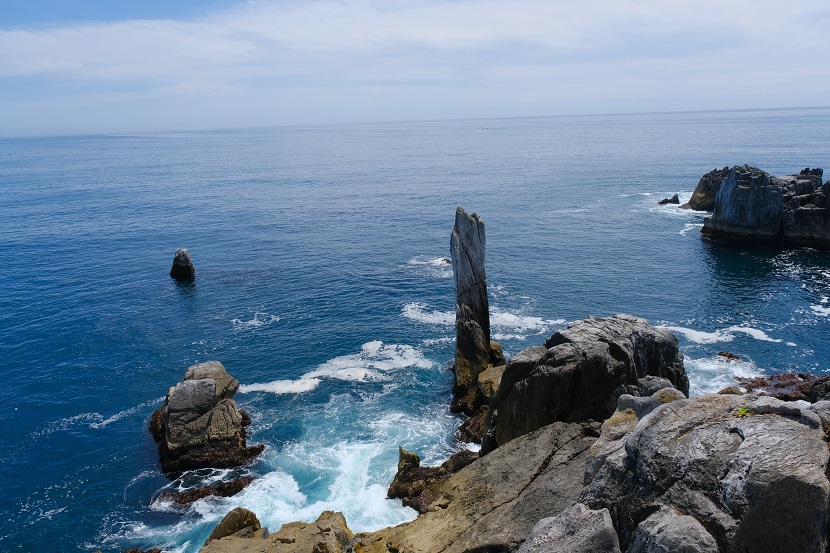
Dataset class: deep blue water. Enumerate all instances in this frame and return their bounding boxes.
[2,108,830,552]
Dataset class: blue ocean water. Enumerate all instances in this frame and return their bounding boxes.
[2,108,830,552]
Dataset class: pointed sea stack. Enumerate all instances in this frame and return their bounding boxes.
[170,248,195,280]
[451,206,491,390]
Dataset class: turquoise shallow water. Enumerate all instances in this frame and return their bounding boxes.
[2,108,830,552]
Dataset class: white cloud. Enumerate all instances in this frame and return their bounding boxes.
[0,0,828,134]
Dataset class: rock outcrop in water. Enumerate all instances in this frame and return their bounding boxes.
[170,248,196,279]
[700,166,830,248]
[681,166,730,211]
[481,314,688,454]
[449,206,506,442]
[150,361,263,473]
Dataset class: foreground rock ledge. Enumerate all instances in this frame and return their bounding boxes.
[150,361,263,473]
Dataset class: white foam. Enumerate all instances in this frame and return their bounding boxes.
[231,311,280,330]
[810,305,830,316]
[90,397,164,429]
[679,223,703,236]
[662,325,783,345]
[402,302,454,325]
[405,255,453,278]
[685,355,764,397]
[240,342,433,396]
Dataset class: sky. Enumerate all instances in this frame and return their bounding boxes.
[1,0,829,136]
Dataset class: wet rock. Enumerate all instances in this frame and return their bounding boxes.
[516,502,621,553]
[657,194,679,205]
[482,315,687,453]
[681,166,729,211]
[580,393,830,552]
[170,248,195,280]
[150,361,264,473]
[387,448,478,514]
[735,372,814,402]
[157,476,254,505]
[717,350,740,360]
[810,375,830,402]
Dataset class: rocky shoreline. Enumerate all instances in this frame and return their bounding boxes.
[135,206,830,553]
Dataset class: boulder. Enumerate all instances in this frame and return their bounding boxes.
[482,315,687,453]
[628,506,718,553]
[681,167,729,210]
[516,502,621,553]
[150,361,264,473]
[451,206,491,389]
[200,511,354,553]
[170,248,195,279]
[702,165,830,248]
[203,507,262,547]
[657,194,679,205]
[580,392,830,552]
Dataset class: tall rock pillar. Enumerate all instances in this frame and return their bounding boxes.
[451,206,491,390]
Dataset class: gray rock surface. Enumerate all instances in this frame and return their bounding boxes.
[150,361,263,473]
[451,206,490,389]
[702,166,830,248]
[681,167,729,211]
[170,248,195,279]
[364,422,595,553]
[482,315,687,453]
[516,502,621,553]
[580,392,830,552]
[628,506,718,553]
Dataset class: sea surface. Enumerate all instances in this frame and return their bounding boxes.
[2,108,830,552]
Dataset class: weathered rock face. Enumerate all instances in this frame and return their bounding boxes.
[451,206,490,389]
[363,421,596,553]
[482,315,687,453]
[200,510,354,553]
[681,167,729,211]
[387,448,478,514]
[150,361,263,473]
[203,507,263,547]
[580,391,830,552]
[170,248,195,279]
[517,502,621,553]
[702,166,830,248]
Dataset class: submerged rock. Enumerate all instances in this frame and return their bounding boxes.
[482,314,687,453]
[701,165,830,248]
[157,476,254,506]
[170,248,195,279]
[150,361,263,473]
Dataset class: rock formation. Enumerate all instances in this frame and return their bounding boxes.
[386,447,478,513]
[657,194,679,205]
[681,166,729,210]
[150,361,264,473]
[481,314,688,453]
[170,248,196,279]
[701,166,830,248]
[449,207,506,442]
[157,476,254,506]
[580,390,830,552]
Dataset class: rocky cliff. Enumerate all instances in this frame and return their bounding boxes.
[700,166,830,248]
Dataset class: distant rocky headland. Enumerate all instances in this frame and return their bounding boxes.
[132,205,830,553]
[680,166,830,249]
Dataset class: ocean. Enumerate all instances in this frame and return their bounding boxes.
[2,108,829,552]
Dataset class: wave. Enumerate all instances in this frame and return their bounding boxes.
[402,302,454,325]
[810,297,830,316]
[679,223,703,236]
[90,397,164,429]
[405,255,453,278]
[662,325,787,345]
[240,341,433,395]
[686,355,764,397]
[231,311,280,330]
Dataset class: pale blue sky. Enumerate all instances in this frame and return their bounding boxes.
[1,0,829,136]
